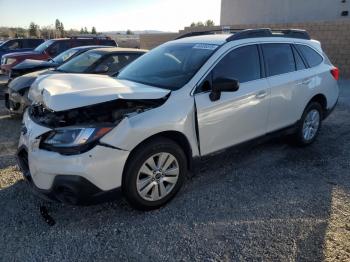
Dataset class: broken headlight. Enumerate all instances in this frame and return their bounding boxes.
[40,127,113,155]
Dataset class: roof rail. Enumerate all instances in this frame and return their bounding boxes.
[175,28,242,40]
[70,34,111,40]
[176,28,311,41]
[226,28,310,41]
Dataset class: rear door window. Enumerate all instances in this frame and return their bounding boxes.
[262,44,296,77]
[212,44,261,83]
[296,44,323,67]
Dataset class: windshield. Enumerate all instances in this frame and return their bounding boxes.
[117,43,218,90]
[57,51,102,73]
[34,40,53,53]
[52,48,80,64]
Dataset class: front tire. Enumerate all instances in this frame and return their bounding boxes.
[293,102,323,146]
[123,138,187,210]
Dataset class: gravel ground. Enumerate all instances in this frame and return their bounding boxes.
[0,80,349,261]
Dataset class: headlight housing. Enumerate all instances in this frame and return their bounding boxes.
[6,58,17,65]
[40,127,113,155]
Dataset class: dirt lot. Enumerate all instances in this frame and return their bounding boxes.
[0,78,349,261]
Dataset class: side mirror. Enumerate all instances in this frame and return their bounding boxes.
[94,64,109,73]
[209,77,239,101]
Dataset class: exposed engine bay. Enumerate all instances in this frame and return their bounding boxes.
[29,98,167,128]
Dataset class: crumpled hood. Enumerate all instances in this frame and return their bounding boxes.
[29,74,170,111]
[13,59,55,71]
[9,69,54,92]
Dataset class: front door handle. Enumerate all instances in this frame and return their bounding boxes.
[255,90,267,99]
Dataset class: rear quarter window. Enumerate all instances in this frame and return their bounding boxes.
[296,44,323,67]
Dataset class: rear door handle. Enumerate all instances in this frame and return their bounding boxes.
[255,90,267,99]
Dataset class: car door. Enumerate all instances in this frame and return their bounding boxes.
[194,44,271,156]
[261,43,309,132]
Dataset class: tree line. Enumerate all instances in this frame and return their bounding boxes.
[190,20,215,27]
[0,19,98,39]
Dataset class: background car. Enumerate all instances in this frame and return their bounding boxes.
[9,45,113,80]
[5,47,147,114]
[0,38,44,63]
[1,36,117,75]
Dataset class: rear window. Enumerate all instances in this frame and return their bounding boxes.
[296,44,323,67]
[262,43,295,77]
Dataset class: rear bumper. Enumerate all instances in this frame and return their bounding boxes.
[324,98,338,120]
[17,146,122,205]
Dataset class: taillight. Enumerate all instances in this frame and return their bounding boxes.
[330,67,339,81]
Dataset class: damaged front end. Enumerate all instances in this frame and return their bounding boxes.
[28,97,167,155]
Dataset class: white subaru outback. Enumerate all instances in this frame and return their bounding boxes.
[17,29,339,210]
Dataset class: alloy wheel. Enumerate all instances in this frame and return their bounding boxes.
[302,109,320,141]
[136,152,179,201]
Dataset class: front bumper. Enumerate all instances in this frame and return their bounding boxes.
[17,147,122,204]
[17,113,129,205]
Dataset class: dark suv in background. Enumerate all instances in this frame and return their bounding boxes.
[0,38,44,62]
[1,36,117,75]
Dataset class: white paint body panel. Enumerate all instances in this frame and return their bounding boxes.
[195,79,270,155]
[19,36,339,192]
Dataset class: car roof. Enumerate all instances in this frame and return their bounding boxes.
[88,47,148,53]
[171,34,230,45]
[70,45,111,51]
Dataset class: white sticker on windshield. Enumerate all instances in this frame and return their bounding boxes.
[193,44,218,50]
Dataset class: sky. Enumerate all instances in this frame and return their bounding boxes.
[0,0,221,32]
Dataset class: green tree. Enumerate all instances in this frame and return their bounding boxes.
[80,28,84,34]
[55,19,61,30]
[91,26,97,34]
[196,22,204,27]
[29,22,39,37]
[59,22,65,37]
[190,22,196,27]
[126,29,133,35]
[84,27,89,34]
[205,20,215,26]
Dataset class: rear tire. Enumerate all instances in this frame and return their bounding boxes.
[292,102,323,146]
[123,138,187,210]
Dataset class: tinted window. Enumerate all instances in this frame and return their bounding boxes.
[100,39,117,46]
[52,48,80,64]
[34,40,54,53]
[3,40,20,50]
[118,43,218,90]
[49,41,71,56]
[24,39,43,48]
[97,53,141,74]
[292,46,306,70]
[262,44,295,77]
[75,39,95,46]
[57,51,102,73]
[296,44,323,67]
[213,45,261,83]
